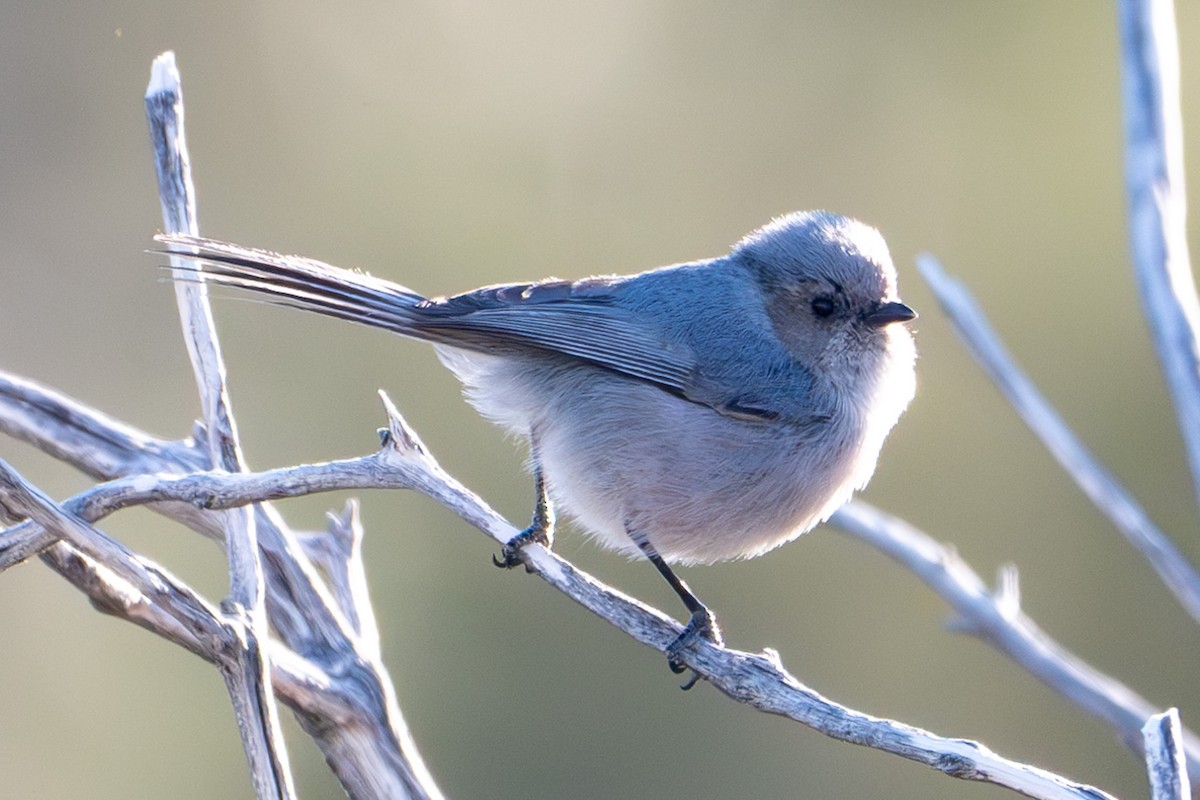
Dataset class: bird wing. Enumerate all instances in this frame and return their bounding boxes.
[157,234,783,419]
[412,278,701,397]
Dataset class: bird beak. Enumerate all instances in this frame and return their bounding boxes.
[864,301,917,327]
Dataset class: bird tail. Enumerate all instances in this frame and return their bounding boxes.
[155,233,427,337]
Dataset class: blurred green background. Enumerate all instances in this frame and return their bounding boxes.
[2,2,1199,798]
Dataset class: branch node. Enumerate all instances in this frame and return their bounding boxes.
[757,647,784,670]
[377,390,429,458]
[327,499,362,551]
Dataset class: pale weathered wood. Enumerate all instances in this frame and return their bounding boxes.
[7,5,1200,793]
[1144,709,1190,800]
[0,380,1120,800]
[1117,0,1200,514]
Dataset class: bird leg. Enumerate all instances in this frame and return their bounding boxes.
[628,528,724,690]
[493,457,555,570]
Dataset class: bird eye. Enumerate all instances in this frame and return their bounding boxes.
[810,295,836,318]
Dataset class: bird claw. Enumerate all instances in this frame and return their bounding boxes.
[665,607,724,690]
[492,523,552,571]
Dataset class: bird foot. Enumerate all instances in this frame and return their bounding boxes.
[492,523,552,571]
[666,606,724,690]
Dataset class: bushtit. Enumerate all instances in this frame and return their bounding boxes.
[160,210,916,684]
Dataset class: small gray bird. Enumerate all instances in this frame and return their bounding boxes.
[160,210,916,684]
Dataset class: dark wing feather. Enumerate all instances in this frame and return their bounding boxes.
[158,234,700,399]
[413,279,698,393]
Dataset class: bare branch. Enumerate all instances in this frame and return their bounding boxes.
[39,540,215,658]
[518,547,1117,800]
[0,367,443,800]
[0,383,1121,799]
[294,501,379,649]
[831,502,1200,781]
[147,50,292,800]
[0,370,208,479]
[1117,0,1200,512]
[3,40,1164,798]
[915,254,1200,625]
[0,446,440,800]
[1144,709,1190,800]
[9,383,1182,787]
[0,458,227,659]
[143,52,448,800]
[0,472,440,799]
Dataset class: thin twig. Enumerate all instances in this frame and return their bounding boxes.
[0,371,209,479]
[3,395,1194,784]
[831,502,1200,780]
[0,370,443,800]
[145,52,445,800]
[0,458,227,656]
[1144,709,1190,800]
[1117,0,1200,513]
[915,254,1200,625]
[0,454,426,779]
[8,382,1184,784]
[0,385,1123,800]
[0,40,1163,799]
[295,502,379,649]
[146,50,292,800]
